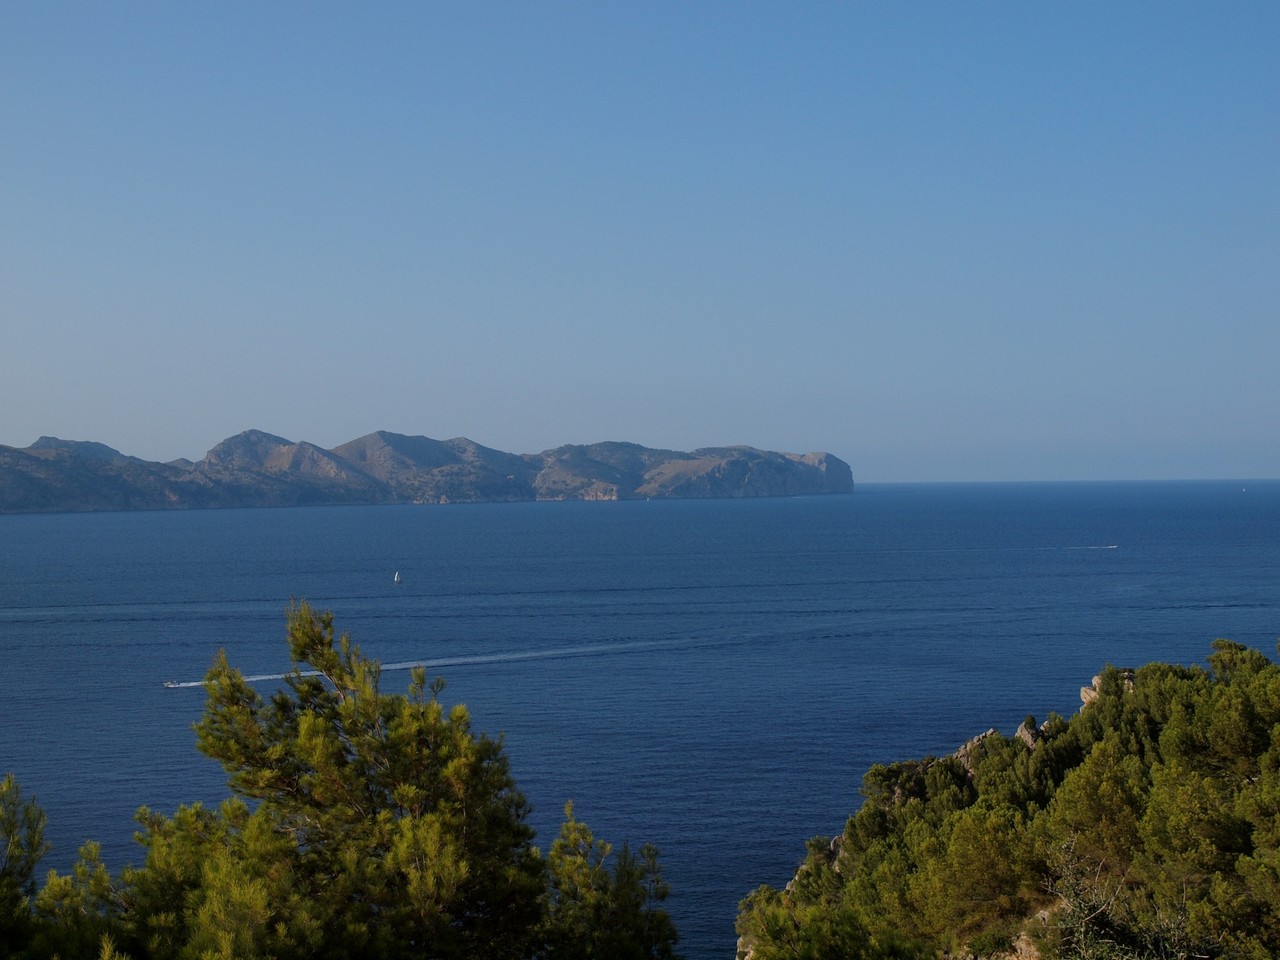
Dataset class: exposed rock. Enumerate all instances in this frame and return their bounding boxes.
[0,430,854,513]
[333,432,535,503]
[1015,716,1041,751]
[1080,669,1135,708]
[1011,929,1043,959]
[196,430,388,507]
[955,728,1000,777]
[529,443,642,500]
[1080,679,1101,706]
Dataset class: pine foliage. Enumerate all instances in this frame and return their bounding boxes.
[736,640,1280,960]
[2,603,680,960]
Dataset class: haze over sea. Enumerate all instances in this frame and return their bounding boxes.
[3,482,1278,958]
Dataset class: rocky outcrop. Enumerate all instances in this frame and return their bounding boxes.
[1015,716,1041,751]
[0,430,854,513]
[954,727,1001,777]
[1079,669,1135,707]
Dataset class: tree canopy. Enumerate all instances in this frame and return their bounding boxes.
[11,618,1280,959]
[4,602,680,960]
[735,639,1280,960]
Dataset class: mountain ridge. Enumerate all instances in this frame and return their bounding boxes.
[0,430,853,514]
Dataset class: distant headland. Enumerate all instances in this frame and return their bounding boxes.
[0,430,853,514]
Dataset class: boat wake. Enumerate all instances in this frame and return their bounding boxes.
[162,637,696,688]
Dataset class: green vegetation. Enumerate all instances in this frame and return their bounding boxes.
[736,639,1280,959]
[2,603,680,960]
[11,624,1280,960]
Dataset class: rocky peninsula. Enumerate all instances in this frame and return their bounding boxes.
[0,430,853,513]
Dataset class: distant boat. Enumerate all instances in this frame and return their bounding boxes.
[164,680,179,688]
[394,571,401,584]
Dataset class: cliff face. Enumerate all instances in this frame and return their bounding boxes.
[0,431,853,513]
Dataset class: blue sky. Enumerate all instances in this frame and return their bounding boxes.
[2,3,1276,481]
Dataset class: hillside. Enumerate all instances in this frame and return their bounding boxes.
[0,430,853,513]
[736,641,1280,960]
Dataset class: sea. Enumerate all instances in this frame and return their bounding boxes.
[2,481,1278,958]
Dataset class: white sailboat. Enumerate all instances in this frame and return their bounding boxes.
[394,570,401,584]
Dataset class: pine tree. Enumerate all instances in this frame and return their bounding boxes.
[541,802,680,960]
[189,600,547,959]
[0,774,50,954]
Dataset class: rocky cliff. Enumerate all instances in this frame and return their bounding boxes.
[0,430,853,513]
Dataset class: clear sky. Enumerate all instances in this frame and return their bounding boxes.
[2,3,1276,481]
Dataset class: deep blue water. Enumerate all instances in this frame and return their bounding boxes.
[2,481,1278,958]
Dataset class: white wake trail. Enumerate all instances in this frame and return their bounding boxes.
[163,637,691,688]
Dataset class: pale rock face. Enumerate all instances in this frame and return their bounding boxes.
[1080,676,1103,706]
[1015,716,1041,750]
[955,727,1001,777]
[1080,669,1135,708]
